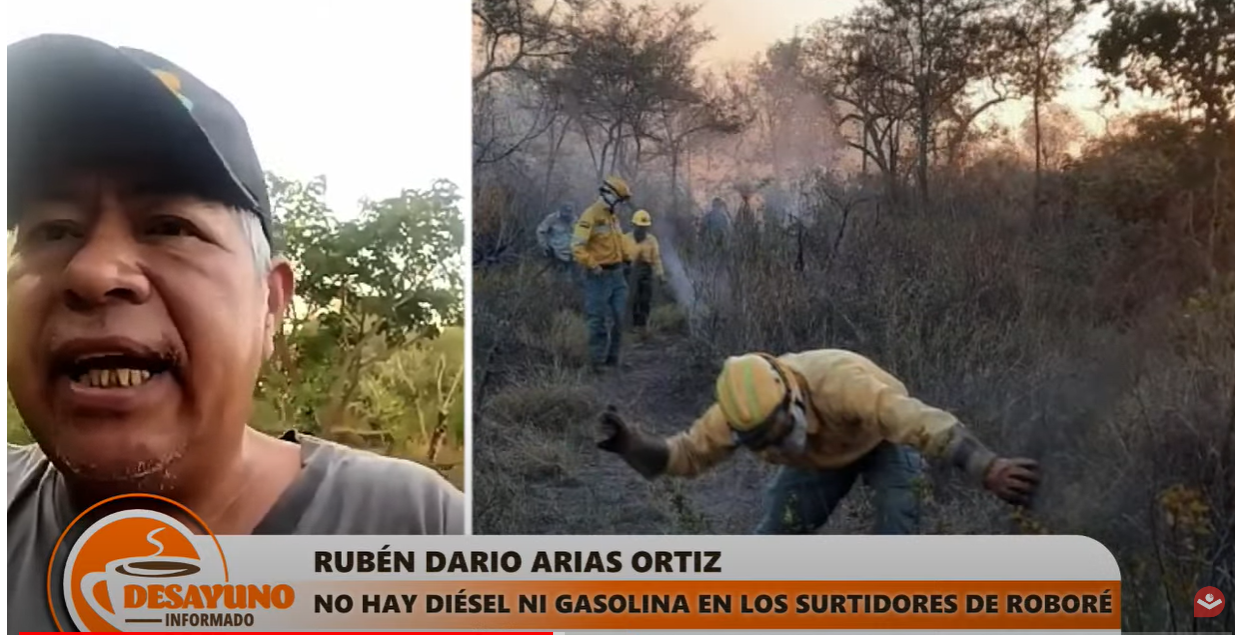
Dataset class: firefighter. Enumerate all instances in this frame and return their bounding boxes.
[700,196,731,244]
[597,349,1041,534]
[623,209,666,334]
[536,202,577,281]
[572,176,634,372]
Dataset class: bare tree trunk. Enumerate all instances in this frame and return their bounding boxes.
[543,120,570,201]
[794,220,805,272]
[1032,80,1043,219]
[914,0,931,208]
[580,122,602,182]
[630,133,644,182]
[917,95,931,207]
[670,144,681,214]
[890,121,903,204]
[599,130,613,179]
[605,124,623,176]
[861,125,870,176]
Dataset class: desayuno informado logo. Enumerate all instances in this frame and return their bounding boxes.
[51,495,295,631]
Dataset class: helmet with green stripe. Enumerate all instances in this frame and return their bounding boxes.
[714,353,798,434]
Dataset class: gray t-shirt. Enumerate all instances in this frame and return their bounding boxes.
[7,430,465,633]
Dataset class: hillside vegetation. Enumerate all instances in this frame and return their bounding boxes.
[472,0,1234,631]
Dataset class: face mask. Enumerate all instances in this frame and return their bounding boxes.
[601,191,625,210]
[778,400,810,456]
[729,396,808,454]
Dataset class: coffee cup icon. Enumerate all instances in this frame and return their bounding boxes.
[80,528,203,628]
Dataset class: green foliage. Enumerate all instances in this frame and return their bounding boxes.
[355,328,467,444]
[259,174,466,478]
[8,391,33,445]
[1070,113,1235,303]
[1093,0,1235,125]
[271,174,464,347]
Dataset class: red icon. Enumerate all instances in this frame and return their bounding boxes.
[1194,586,1225,618]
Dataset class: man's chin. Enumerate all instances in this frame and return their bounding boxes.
[43,427,188,487]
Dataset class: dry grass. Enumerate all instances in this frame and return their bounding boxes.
[542,310,590,366]
[665,186,1233,630]
[472,368,602,533]
[404,441,466,491]
[472,124,1235,630]
[648,302,688,336]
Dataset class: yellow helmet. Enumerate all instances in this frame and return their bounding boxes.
[715,353,796,431]
[601,175,632,201]
[632,209,652,226]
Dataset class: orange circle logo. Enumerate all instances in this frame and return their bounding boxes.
[49,494,296,631]
[60,508,228,631]
[47,494,242,632]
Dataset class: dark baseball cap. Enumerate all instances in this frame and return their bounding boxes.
[8,33,272,239]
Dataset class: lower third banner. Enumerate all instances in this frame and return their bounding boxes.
[41,495,1122,631]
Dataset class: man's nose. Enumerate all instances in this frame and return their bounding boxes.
[62,210,152,310]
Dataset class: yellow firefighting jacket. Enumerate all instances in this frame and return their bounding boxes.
[664,349,997,482]
[571,200,629,270]
[623,232,664,278]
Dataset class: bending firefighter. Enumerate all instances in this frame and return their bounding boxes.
[536,202,577,280]
[624,209,666,333]
[573,176,633,372]
[597,349,1041,534]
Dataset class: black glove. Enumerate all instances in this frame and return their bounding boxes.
[984,458,1041,508]
[597,405,670,479]
[597,405,629,453]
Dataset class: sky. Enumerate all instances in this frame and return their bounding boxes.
[681,0,1162,133]
[7,0,473,218]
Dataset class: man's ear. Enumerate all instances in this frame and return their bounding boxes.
[262,257,296,360]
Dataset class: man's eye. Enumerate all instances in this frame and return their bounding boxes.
[145,216,197,237]
[24,221,81,244]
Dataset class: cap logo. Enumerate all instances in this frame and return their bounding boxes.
[149,68,194,111]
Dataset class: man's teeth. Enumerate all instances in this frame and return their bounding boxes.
[76,368,153,388]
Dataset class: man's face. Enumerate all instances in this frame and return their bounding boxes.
[734,402,794,452]
[7,168,294,485]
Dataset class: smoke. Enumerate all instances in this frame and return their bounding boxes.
[656,235,697,316]
[474,21,857,341]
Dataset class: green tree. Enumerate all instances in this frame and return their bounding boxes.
[355,328,466,467]
[1089,0,1235,289]
[1092,0,1235,129]
[263,175,465,438]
